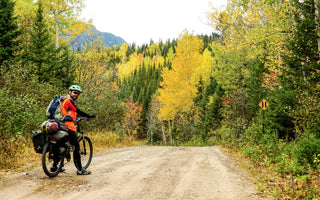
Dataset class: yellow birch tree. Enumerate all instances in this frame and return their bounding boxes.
[158,31,212,121]
[40,0,86,48]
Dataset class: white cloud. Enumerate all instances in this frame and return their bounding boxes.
[81,0,227,46]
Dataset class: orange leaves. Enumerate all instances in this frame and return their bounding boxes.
[220,96,231,107]
[137,53,144,63]
[111,82,120,92]
[122,98,143,135]
[258,72,280,90]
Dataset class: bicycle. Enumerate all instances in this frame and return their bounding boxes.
[38,117,93,177]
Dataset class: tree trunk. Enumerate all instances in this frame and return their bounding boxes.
[315,0,320,57]
[168,120,173,145]
[150,130,153,145]
[160,120,167,145]
[56,22,59,49]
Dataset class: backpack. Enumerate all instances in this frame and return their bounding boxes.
[46,95,67,121]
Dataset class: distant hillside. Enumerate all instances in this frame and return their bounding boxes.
[70,26,127,50]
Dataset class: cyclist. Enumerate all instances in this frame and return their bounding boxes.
[51,85,95,175]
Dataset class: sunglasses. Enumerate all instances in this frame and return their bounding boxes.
[72,91,80,95]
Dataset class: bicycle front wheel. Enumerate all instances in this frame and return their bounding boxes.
[42,142,64,177]
[78,136,93,169]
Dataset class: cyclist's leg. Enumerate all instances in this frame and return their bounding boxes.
[68,130,82,170]
[68,130,91,175]
[51,146,61,172]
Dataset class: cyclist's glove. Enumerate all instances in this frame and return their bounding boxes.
[89,114,96,119]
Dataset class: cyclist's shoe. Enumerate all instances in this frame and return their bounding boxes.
[50,165,58,172]
[50,165,65,172]
[77,169,91,175]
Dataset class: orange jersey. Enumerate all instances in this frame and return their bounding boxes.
[62,98,77,131]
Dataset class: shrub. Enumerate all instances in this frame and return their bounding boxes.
[295,134,320,169]
[0,89,42,136]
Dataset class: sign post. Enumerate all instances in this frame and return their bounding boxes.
[259,99,269,134]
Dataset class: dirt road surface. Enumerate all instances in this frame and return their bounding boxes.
[0,146,267,200]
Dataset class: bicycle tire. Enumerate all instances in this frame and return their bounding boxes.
[78,136,93,169]
[42,142,64,177]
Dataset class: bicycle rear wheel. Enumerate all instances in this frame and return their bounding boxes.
[42,142,64,177]
[78,136,93,169]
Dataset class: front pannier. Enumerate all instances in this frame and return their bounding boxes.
[32,130,45,153]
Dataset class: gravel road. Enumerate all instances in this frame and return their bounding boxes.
[0,146,267,200]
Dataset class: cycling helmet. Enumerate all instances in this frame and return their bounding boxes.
[69,85,82,93]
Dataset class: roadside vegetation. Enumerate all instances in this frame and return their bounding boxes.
[1,0,319,199]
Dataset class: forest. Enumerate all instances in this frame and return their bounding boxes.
[1,0,320,198]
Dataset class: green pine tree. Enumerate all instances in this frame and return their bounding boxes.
[200,76,224,139]
[28,1,75,88]
[55,45,75,88]
[0,0,20,69]
[28,1,57,83]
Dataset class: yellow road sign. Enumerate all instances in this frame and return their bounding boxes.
[259,99,269,111]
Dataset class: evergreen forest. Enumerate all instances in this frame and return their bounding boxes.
[1,0,320,198]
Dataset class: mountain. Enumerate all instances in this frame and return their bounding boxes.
[96,26,127,47]
[70,26,127,50]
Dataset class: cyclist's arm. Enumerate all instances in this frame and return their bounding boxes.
[66,99,93,118]
[76,109,91,118]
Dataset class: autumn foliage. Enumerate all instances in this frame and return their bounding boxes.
[1,0,320,198]
[122,98,143,135]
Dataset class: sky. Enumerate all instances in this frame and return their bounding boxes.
[80,0,227,46]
